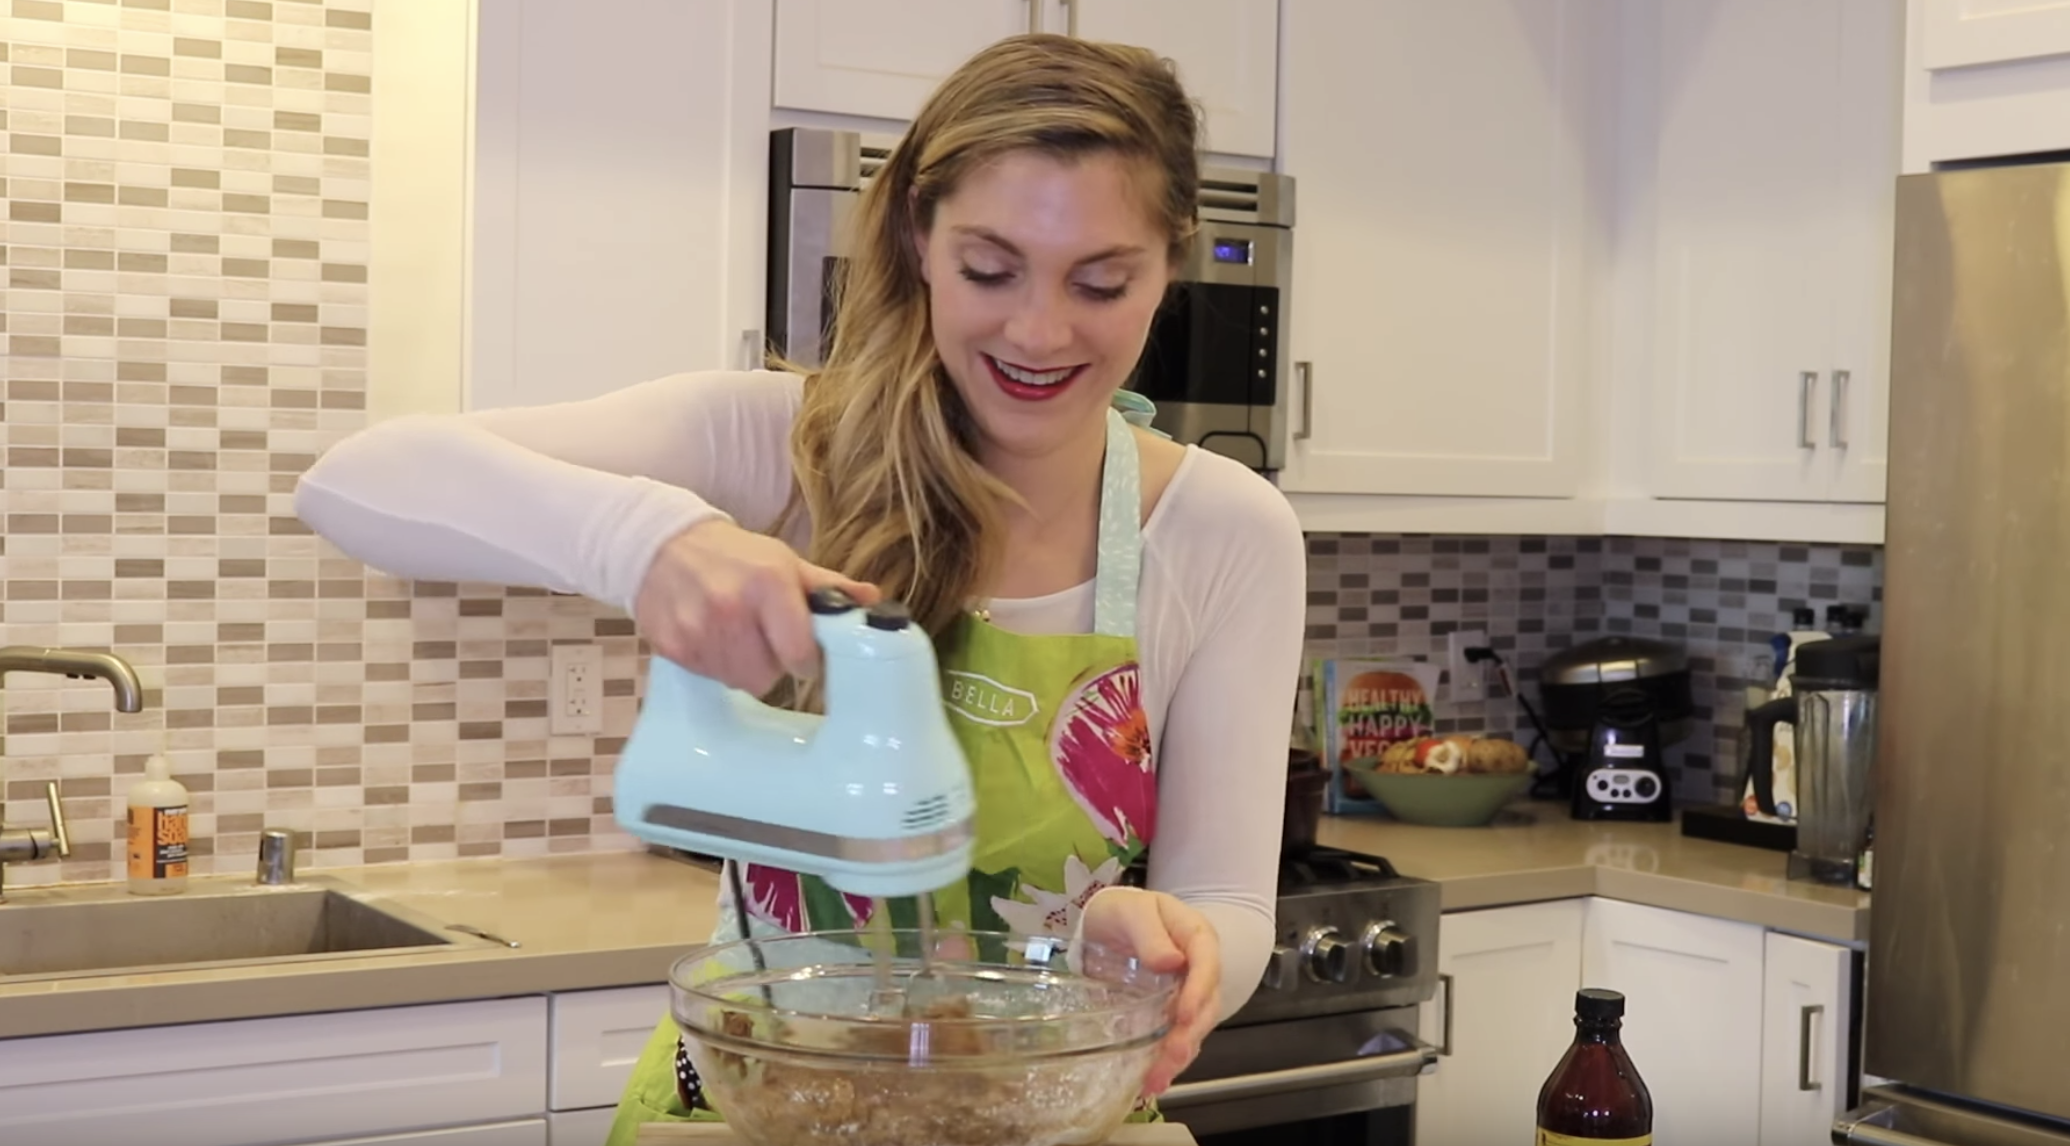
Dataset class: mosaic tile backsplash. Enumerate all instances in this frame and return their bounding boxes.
[1,1,1884,888]
[1302,535,1885,803]
[0,0,654,888]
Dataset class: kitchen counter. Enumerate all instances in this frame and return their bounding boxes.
[0,849,723,1040]
[1319,799,1871,944]
[2,802,1868,1042]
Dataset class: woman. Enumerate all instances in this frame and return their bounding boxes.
[294,32,1306,1139]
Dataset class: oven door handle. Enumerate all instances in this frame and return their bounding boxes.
[1156,1039,1438,1109]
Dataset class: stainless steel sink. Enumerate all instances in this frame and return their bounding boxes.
[0,876,508,982]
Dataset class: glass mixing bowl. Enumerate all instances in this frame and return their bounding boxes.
[669,928,1181,1146]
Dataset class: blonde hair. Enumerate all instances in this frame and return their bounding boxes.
[776,33,1202,656]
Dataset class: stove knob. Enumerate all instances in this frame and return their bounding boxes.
[1301,926,1352,984]
[1260,944,1298,991]
[1361,921,1413,978]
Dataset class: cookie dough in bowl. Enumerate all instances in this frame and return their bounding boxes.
[671,928,1181,1146]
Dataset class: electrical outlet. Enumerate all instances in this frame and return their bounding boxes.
[549,643,604,735]
[1446,629,1491,702]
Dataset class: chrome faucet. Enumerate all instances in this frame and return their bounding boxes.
[0,647,146,903]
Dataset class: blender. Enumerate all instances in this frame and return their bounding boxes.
[1743,634,1881,885]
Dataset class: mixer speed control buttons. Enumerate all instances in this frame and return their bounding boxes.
[1360,921,1413,978]
[1300,926,1352,983]
[865,601,913,631]
[806,587,859,614]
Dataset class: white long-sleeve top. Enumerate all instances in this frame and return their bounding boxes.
[293,369,1307,1022]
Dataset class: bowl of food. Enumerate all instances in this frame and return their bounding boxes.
[669,927,1180,1146]
[1344,734,1536,827]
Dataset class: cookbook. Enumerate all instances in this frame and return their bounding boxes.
[1311,656,1444,814]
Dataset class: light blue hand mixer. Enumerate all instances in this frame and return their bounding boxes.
[613,587,977,899]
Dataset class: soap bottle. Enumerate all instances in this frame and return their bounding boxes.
[127,754,190,895]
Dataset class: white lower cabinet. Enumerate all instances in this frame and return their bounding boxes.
[1415,898,1859,1146]
[1415,899,1585,1146]
[547,1109,617,1146]
[1760,932,1860,1146]
[547,983,671,1143]
[303,1121,550,1146]
[1582,898,1767,1146]
[0,984,678,1146]
[0,997,548,1146]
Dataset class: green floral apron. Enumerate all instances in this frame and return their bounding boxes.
[604,405,1163,1145]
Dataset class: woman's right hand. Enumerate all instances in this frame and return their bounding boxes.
[634,519,880,695]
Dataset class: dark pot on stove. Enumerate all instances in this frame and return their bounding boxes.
[1285,748,1326,855]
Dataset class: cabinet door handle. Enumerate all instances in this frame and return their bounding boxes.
[1798,1003,1823,1091]
[1831,369,1850,449]
[1799,371,1818,449]
[1437,972,1455,1056]
[738,329,764,372]
[1294,361,1314,441]
[1062,0,1079,36]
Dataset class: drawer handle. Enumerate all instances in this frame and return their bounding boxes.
[1294,361,1314,441]
[1799,371,1818,449]
[1798,1003,1823,1091]
[1438,972,1454,1056]
[1831,369,1850,449]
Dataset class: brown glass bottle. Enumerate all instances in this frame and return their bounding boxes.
[1535,988,1653,1145]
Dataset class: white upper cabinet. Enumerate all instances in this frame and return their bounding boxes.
[1273,0,1611,499]
[1902,0,2070,171]
[1630,0,1898,505]
[772,0,1034,124]
[367,0,774,421]
[1063,0,1280,158]
[1918,0,2070,69]
[769,0,1280,159]
[469,0,775,410]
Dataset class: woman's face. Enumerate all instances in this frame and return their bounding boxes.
[916,149,1173,463]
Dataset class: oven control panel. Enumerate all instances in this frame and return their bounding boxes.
[1235,878,1441,1026]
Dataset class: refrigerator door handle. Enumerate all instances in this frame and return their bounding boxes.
[1799,1003,1823,1090]
[1800,371,1819,448]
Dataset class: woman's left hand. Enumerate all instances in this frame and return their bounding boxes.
[1078,887,1222,1098]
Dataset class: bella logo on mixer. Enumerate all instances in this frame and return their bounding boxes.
[943,671,1039,727]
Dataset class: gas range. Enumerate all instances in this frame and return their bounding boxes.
[1226,845,1444,1027]
[1163,844,1442,1144]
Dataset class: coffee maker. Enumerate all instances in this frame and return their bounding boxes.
[1535,637,1692,822]
[1744,634,1880,885]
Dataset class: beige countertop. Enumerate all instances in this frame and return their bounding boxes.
[1,801,1868,1042]
[1319,799,1872,945]
[0,849,724,1040]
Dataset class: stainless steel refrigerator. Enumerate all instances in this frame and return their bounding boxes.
[1838,160,2070,1145]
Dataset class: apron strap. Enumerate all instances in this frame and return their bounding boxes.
[1093,406,1145,638]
